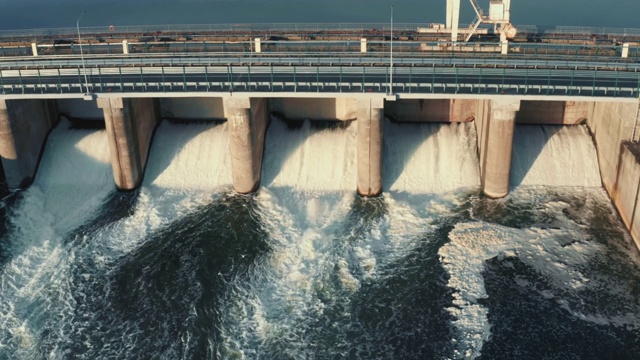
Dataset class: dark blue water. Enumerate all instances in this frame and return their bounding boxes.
[0,0,638,30]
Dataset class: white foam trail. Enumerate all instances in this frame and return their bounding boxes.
[0,120,113,358]
[0,119,234,358]
[511,125,601,187]
[51,121,235,358]
[440,188,640,360]
[220,118,359,355]
[220,117,481,356]
[384,121,480,194]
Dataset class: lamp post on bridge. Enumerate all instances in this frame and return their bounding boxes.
[76,10,91,99]
[388,4,394,96]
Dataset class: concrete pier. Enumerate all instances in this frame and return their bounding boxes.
[612,142,640,248]
[224,97,269,194]
[0,99,58,188]
[357,97,384,197]
[97,97,159,190]
[476,98,520,198]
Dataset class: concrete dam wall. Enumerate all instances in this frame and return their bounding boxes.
[0,96,638,248]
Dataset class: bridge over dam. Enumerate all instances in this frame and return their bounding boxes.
[1,24,640,248]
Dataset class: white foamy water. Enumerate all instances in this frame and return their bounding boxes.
[0,119,236,359]
[510,125,601,187]
[54,121,236,358]
[144,121,232,191]
[384,120,480,193]
[220,118,359,357]
[0,120,113,358]
[261,118,357,194]
[219,117,478,358]
[440,188,640,360]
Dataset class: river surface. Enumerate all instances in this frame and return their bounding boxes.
[0,0,638,30]
[0,117,639,359]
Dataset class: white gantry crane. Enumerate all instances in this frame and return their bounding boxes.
[446,0,517,43]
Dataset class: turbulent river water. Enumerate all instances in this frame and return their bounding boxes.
[0,117,639,359]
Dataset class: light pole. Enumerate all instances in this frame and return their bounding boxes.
[76,10,91,96]
[389,4,394,96]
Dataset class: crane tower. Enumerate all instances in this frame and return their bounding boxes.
[446,0,516,43]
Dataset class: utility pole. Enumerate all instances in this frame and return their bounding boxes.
[389,4,394,95]
[77,10,91,97]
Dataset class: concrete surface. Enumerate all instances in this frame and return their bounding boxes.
[516,101,590,124]
[161,97,225,120]
[477,98,520,198]
[270,98,357,121]
[0,99,58,188]
[225,97,269,193]
[385,99,477,122]
[357,97,384,196]
[98,97,159,190]
[612,142,640,249]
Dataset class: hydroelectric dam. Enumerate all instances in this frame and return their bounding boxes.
[1,20,640,359]
[2,22,640,248]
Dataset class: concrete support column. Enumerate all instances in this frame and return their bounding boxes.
[31,43,38,57]
[122,40,129,55]
[360,38,367,53]
[501,40,508,55]
[446,0,461,43]
[224,97,269,194]
[477,98,520,198]
[357,97,384,196]
[254,38,261,53]
[0,99,58,188]
[97,97,159,190]
[622,43,630,58]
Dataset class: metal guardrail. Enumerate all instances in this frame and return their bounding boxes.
[2,40,639,64]
[1,64,638,98]
[1,52,638,72]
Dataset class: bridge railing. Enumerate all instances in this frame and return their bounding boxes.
[1,63,638,98]
[2,40,639,63]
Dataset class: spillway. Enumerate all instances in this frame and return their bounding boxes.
[0,112,638,360]
[510,124,601,187]
[384,120,480,193]
[143,120,232,191]
[261,117,357,193]
[0,119,113,358]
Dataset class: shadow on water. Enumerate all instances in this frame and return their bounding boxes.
[302,196,469,359]
[480,256,640,360]
[63,194,270,359]
[469,188,640,359]
[509,124,561,187]
[344,224,457,358]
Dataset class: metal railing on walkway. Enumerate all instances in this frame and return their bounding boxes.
[2,63,638,98]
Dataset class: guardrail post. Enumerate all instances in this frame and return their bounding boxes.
[360,38,367,53]
[122,40,129,55]
[31,43,38,57]
[622,43,630,58]
[501,40,508,55]
[254,38,261,53]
